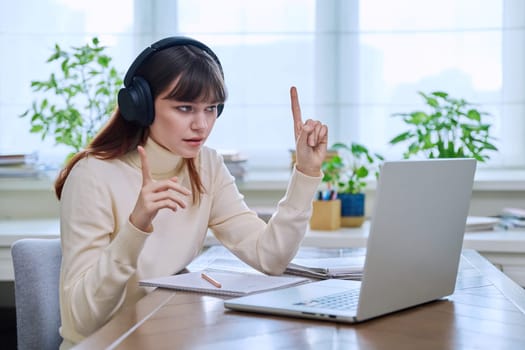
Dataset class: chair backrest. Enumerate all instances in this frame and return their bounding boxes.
[11,238,62,350]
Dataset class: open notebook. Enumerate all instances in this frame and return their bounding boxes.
[186,245,366,280]
[139,270,309,297]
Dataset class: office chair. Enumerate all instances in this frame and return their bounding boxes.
[11,238,62,350]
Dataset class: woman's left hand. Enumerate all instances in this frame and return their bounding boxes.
[290,86,328,177]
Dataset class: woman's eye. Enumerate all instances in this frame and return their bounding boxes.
[205,105,217,112]
[177,106,192,112]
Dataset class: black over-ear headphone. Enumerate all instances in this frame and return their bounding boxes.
[118,36,225,126]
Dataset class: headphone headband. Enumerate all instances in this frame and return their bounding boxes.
[123,36,224,87]
[118,36,225,126]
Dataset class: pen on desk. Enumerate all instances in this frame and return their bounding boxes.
[201,272,222,288]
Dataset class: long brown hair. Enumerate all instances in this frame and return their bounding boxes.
[55,44,227,203]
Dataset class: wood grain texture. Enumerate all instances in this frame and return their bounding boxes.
[74,250,525,350]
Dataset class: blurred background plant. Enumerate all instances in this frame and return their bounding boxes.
[20,37,122,161]
[322,142,384,194]
[389,91,498,162]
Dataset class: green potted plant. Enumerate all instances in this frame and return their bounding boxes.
[20,37,123,162]
[322,142,384,227]
[389,91,498,161]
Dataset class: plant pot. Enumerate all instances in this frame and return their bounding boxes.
[310,199,341,231]
[337,192,365,227]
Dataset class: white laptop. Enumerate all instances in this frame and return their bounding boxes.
[224,158,477,323]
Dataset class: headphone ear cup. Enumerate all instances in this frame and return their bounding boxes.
[217,103,224,118]
[118,76,154,126]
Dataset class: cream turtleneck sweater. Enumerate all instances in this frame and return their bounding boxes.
[58,138,321,347]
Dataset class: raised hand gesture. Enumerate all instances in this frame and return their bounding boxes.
[129,146,191,232]
[290,86,328,177]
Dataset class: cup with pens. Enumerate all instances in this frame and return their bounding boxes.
[310,189,341,230]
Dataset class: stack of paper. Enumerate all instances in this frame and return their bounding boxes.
[465,216,500,232]
[219,149,248,181]
[499,208,525,229]
[285,256,365,280]
[0,153,40,178]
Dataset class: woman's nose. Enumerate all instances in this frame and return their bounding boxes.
[191,112,207,129]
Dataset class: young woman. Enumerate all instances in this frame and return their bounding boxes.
[56,36,328,348]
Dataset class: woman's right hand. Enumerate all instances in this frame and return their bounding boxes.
[129,146,191,232]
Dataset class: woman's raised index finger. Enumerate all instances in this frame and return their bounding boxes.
[290,86,303,140]
[137,146,153,186]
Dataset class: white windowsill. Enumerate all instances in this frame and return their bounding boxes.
[1,168,525,192]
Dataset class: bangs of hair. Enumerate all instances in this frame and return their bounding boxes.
[167,57,226,103]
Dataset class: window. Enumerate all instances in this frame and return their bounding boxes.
[0,0,135,166]
[1,0,523,172]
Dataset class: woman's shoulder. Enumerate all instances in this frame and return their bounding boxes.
[200,146,222,165]
[199,146,232,182]
[69,154,134,179]
[72,154,122,169]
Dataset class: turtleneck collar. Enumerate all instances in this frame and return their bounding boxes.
[127,138,185,180]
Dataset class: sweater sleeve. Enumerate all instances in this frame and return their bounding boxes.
[209,160,321,275]
[59,159,149,337]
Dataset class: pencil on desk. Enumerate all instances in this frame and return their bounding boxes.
[201,272,222,288]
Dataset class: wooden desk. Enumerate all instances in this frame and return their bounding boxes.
[74,250,525,349]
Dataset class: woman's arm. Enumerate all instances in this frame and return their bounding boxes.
[209,162,321,275]
[59,158,149,336]
[209,87,326,274]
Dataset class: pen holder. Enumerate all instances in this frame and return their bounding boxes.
[310,199,341,231]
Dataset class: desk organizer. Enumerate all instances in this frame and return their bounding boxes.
[310,199,341,230]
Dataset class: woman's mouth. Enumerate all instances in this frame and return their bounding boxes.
[184,138,204,147]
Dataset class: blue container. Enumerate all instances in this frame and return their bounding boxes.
[337,193,365,217]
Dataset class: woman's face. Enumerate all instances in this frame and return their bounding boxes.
[149,83,220,158]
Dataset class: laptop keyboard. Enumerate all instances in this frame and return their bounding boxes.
[294,288,360,311]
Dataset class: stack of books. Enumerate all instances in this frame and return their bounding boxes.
[499,208,525,229]
[0,153,40,178]
[465,216,500,232]
[219,149,248,181]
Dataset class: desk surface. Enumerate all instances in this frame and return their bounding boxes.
[74,250,525,349]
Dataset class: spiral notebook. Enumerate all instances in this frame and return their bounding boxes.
[139,270,309,297]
